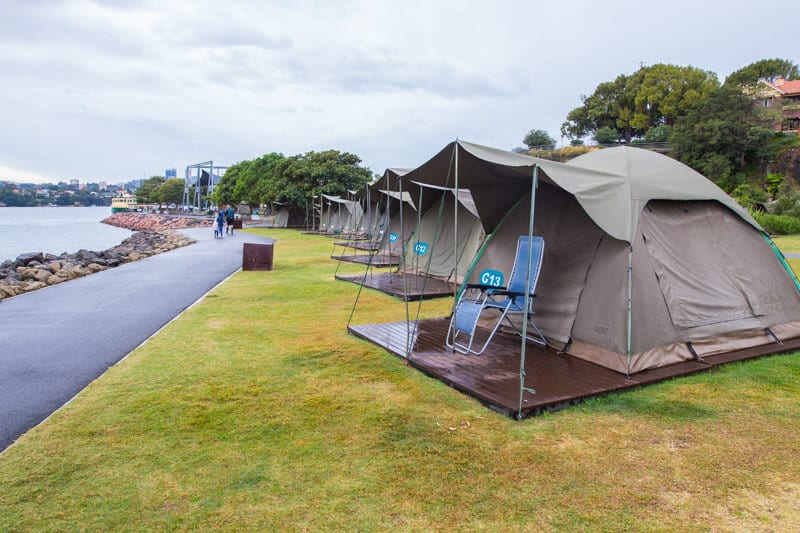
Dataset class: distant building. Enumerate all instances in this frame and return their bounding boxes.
[754,77,800,133]
[69,179,79,190]
[99,181,107,191]
[165,168,177,179]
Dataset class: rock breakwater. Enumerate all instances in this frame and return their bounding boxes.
[102,212,210,231]
[0,231,195,301]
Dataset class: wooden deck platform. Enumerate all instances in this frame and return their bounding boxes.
[336,273,456,300]
[333,240,381,251]
[331,254,400,267]
[332,235,368,242]
[348,318,800,418]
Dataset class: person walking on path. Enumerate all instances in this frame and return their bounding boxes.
[216,210,225,238]
[225,205,235,235]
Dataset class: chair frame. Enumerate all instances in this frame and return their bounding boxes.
[446,236,547,355]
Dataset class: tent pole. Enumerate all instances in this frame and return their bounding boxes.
[399,175,413,357]
[416,187,423,276]
[454,141,459,299]
[626,245,633,379]
[518,164,538,419]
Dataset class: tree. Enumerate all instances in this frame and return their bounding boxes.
[562,64,719,142]
[522,129,556,149]
[212,160,248,206]
[153,178,185,206]
[135,176,166,204]
[235,152,286,207]
[562,74,630,140]
[593,126,619,145]
[212,150,372,222]
[644,124,672,142]
[671,84,776,191]
[725,58,800,87]
[270,150,373,217]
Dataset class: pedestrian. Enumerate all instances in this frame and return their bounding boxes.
[216,210,224,238]
[225,204,236,235]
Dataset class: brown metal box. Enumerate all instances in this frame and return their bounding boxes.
[242,243,273,271]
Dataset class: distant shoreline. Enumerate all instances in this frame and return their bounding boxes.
[102,212,211,231]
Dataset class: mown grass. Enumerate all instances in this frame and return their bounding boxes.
[773,234,800,254]
[1,229,799,530]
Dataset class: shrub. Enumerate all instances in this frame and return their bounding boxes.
[594,127,619,145]
[528,145,599,162]
[732,183,768,209]
[750,209,800,234]
[766,173,785,197]
[645,124,672,142]
[773,181,800,218]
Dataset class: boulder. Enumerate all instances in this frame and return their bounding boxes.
[23,281,46,292]
[16,267,36,281]
[33,269,51,282]
[16,252,44,266]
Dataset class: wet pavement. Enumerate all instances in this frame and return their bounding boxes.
[0,227,274,452]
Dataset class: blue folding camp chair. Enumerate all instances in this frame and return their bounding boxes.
[446,236,547,355]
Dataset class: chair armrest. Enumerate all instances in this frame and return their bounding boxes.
[490,290,536,297]
[464,283,507,291]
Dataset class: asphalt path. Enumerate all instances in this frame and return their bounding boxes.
[0,227,274,452]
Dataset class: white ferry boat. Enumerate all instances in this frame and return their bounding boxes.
[110,192,137,213]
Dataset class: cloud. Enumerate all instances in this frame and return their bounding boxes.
[0,0,798,183]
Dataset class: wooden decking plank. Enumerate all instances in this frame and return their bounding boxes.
[336,273,455,300]
[331,255,399,267]
[348,317,800,417]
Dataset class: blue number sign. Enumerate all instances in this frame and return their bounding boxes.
[413,241,429,255]
[479,269,504,287]
[388,232,398,243]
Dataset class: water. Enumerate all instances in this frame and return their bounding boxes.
[0,206,133,263]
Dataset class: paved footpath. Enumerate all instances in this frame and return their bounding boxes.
[0,227,274,452]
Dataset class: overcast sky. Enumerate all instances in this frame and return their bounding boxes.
[1,0,798,184]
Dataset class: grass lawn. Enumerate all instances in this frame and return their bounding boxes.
[1,229,799,530]
[773,234,800,254]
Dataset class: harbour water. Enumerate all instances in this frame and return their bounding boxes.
[0,206,133,263]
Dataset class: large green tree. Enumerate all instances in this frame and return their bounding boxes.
[212,160,248,206]
[725,58,799,87]
[522,129,556,149]
[212,150,372,218]
[235,153,286,206]
[671,84,776,191]
[270,150,373,210]
[135,176,166,204]
[153,178,185,206]
[562,64,719,142]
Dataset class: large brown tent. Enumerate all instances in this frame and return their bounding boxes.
[400,140,800,375]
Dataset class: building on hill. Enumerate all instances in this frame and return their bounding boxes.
[754,77,800,133]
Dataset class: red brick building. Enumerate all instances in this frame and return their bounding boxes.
[755,77,800,133]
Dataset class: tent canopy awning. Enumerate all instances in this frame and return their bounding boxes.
[410,180,480,220]
[378,189,416,211]
[401,140,760,242]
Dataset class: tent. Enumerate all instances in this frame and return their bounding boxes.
[391,140,800,375]
[402,182,485,284]
[318,195,339,233]
[359,168,411,239]
[261,202,289,227]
